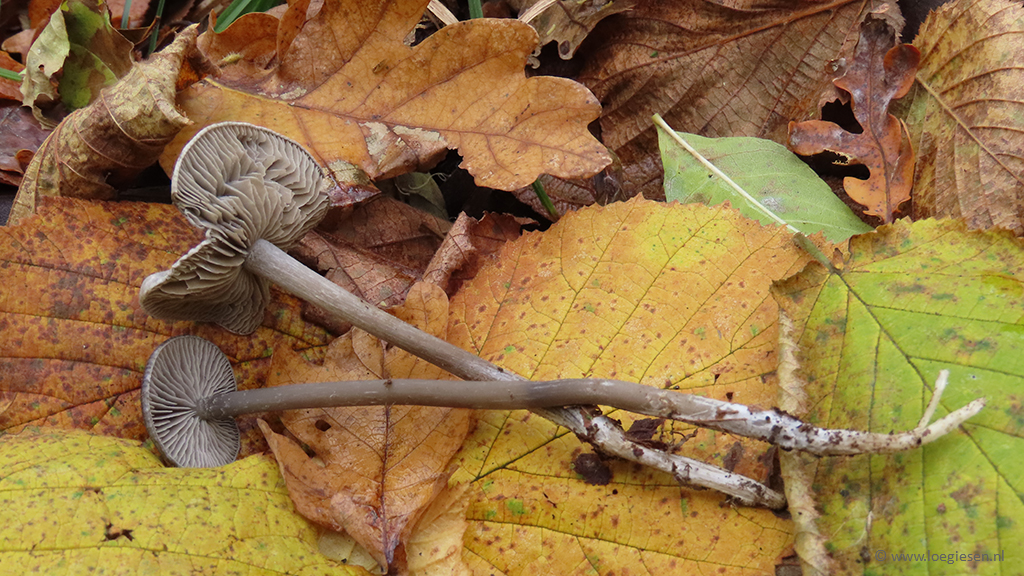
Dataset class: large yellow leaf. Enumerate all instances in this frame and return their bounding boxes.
[0,428,368,576]
[164,0,610,191]
[0,198,332,455]
[444,197,810,574]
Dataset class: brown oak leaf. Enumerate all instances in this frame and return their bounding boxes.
[789,14,920,223]
[163,0,610,191]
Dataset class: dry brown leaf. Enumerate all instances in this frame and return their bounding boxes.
[10,25,211,225]
[899,0,1024,233]
[789,14,919,223]
[164,0,610,191]
[260,282,470,573]
[0,198,334,456]
[510,167,624,218]
[423,211,524,296]
[513,0,635,59]
[0,106,49,186]
[578,0,884,198]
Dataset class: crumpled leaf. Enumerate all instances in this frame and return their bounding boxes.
[0,428,369,576]
[0,198,333,456]
[658,125,874,242]
[578,0,883,198]
[898,0,1024,234]
[772,219,1024,574]
[10,24,211,225]
[165,0,610,191]
[0,53,26,101]
[513,0,635,59]
[445,197,805,575]
[21,0,133,125]
[789,14,919,223]
[260,283,470,573]
[423,211,524,297]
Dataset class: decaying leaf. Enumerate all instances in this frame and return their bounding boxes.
[445,197,804,575]
[772,218,1024,574]
[260,283,470,573]
[21,0,133,125]
[514,0,635,59]
[164,0,610,191]
[423,211,525,297]
[294,195,451,331]
[789,14,919,223]
[10,25,211,225]
[0,428,369,576]
[898,0,1024,234]
[0,53,25,102]
[0,198,333,456]
[0,107,49,187]
[578,0,882,198]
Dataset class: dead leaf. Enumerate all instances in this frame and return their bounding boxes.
[899,0,1024,233]
[294,194,451,331]
[108,0,151,28]
[0,52,25,102]
[578,0,883,198]
[10,24,210,225]
[514,0,635,59]
[789,14,919,223]
[423,211,524,296]
[0,107,49,186]
[260,282,470,573]
[164,0,610,191]
[0,198,333,457]
[510,166,624,218]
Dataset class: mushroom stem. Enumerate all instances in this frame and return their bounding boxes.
[245,239,510,382]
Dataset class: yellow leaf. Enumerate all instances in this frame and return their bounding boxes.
[0,428,369,576]
[164,0,610,190]
[446,197,807,574]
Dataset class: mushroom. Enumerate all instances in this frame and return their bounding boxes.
[140,122,508,382]
[144,335,985,479]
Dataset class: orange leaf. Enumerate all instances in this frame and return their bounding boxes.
[164,0,610,191]
[0,198,333,455]
[260,282,470,573]
[788,14,920,223]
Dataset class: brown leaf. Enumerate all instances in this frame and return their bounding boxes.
[900,0,1024,233]
[0,52,25,102]
[513,0,635,59]
[423,211,524,296]
[510,167,624,218]
[0,106,49,186]
[0,198,334,457]
[10,25,211,225]
[788,14,919,223]
[164,0,610,191]
[261,282,471,572]
[578,0,883,198]
[294,195,451,331]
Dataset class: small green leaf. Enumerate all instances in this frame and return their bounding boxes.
[656,118,873,243]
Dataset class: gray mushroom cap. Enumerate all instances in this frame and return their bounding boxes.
[140,122,330,334]
[142,335,240,468]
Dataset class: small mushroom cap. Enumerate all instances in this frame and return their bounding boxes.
[142,335,240,468]
[140,122,330,334]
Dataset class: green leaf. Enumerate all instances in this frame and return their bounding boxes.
[772,219,1023,574]
[0,428,369,576]
[657,120,873,243]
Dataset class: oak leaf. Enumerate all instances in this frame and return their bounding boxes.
[0,428,369,576]
[899,0,1024,233]
[164,0,610,191]
[772,218,1024,574]
[0,198,333,456]
[11,24,212,225]
[260,282,470,573]
[789,15,919,223]
[578,0,882,198]
[442,197,807,575]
